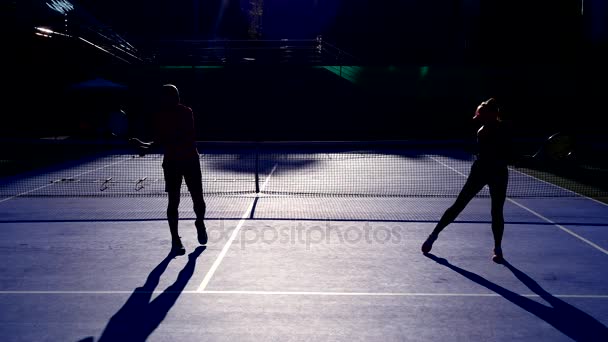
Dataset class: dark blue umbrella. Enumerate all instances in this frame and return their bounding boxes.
[68,78,129,109]
[69,78,128,91]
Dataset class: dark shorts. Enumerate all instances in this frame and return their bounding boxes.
[162,158,203,195]
[467,159,509,198]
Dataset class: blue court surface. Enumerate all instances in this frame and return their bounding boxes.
[1,149,607,341]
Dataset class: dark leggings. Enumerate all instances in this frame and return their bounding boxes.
[431,160,508,248]
[163,159,206,239]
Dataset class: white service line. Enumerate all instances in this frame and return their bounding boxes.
[199,290,608,298]
[0,157,132,204]
[429,156,608,256]
[196,163,278,292]
[1,290,607,299]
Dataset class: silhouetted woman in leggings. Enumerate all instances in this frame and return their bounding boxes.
[422,98,509,263]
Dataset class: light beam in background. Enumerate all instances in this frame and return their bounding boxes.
[46,0,73,15]
[46,0,73,34]
[212,0,231,38]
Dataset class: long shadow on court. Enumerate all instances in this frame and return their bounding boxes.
[425,254,608,341]
[80,246,206,342]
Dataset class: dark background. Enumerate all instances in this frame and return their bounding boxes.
[4,1,608,141]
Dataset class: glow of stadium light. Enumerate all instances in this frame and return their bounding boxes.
[46,0,74,15]
[36,27,54,34]
[35,27,70,37]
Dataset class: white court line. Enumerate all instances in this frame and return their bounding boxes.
[196,163,278,292]
[429,154,607,208]
[509,167,608,207]
[261,164,278,190]
[0,184,55,203]
[507,200,608,255]
[429,157,608,256]
[201,291,608,298]
[1,290,607,299]
[0,157,132,204]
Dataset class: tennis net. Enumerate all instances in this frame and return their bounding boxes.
[1,139,606,199]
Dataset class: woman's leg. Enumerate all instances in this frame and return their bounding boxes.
[167,191,181,240]
[422,162,486,253]
[431,165,486,236]
[163,161,184,251]
[184,158,207,245]
[489,167,508,261]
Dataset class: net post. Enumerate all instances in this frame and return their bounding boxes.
[254,143,260,194]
